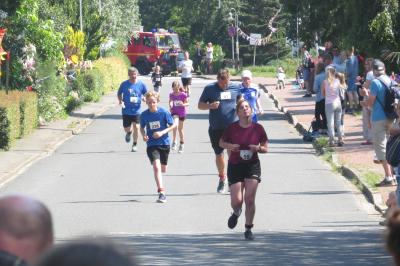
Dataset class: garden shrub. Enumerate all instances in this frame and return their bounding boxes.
[19,91,38,137]
[0,91,21,150]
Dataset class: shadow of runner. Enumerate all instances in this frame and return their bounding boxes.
[106,230,390,266]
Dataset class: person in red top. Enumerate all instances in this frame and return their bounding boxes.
[219,99,268,240]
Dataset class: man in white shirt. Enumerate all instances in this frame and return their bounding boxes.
[178,51,194,97]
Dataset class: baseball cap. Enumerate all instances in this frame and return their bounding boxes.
[372,59,385,71]
[242,69,252,78]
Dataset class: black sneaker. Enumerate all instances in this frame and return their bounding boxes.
[125,132,131,143]
[157,193,167,203]
[217,179,226,193]
[244,230,255,240]
[302,94,312,98]
[376,179,397,187]
[228,213,239,229]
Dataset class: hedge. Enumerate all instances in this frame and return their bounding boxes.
[0,91,38,150]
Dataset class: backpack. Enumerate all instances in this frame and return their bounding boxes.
[376,78,399,120]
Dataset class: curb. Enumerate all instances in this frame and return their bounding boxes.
[0,93,117,187]
[258,83,386,214]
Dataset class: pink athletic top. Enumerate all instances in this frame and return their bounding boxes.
[221,121,268,164]
[169,92,187,117]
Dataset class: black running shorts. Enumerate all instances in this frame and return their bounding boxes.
[208,128,225,155]
[122,114,140,128]
[227,159,261,186]
[146,145,170,165]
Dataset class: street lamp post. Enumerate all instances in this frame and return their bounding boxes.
[229,8,239,69]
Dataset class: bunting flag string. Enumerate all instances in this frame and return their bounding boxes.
[236,5,282,46]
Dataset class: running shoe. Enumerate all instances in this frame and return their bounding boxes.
[157,193,167,203]
[131,144,138,152]
[376,178,397,187]
[178,144,184,153]
[217,179,226,193]
[125,132,131,143]
[171,142,177,151]
[228,213,239,229]
[244,230,255,240]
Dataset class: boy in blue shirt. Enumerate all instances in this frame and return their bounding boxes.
[117,67,148,152]
[140,91,176,203]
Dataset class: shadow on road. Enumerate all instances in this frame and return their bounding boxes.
[104,230,390,265]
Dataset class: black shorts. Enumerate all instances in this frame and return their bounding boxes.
[146,145,170,165]
[208,128,225,155]
[122,114,140,128]
[181,77,192,86]
[227,160,261,186]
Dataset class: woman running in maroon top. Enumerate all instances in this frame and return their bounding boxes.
[219,99,268,240]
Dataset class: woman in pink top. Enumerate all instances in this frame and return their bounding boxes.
[322,66,343,146]
[169,81,189,153]
[219,99,268,240]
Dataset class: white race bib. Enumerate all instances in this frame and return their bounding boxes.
[240,150,253,160]
[130,96,139,103]
[149,121,161,130]
[220,91,232,100]
[156,77,161,82]
[174,100,183,106]
[251,91,256,97]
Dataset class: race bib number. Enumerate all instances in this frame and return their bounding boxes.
[220,91,232,100]
[130,96,139,103]
[156,77,161,82]
[174,100,183,106]
[251,91,256,97]
[149,121,161,130]
[240,150,253,160]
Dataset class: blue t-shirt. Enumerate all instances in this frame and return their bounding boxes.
[313,71,326,102]
[117,80,148,116]
[199,82,240,130]
[370,77,389,122]
[239,84,260,122]
[140,107,174,147]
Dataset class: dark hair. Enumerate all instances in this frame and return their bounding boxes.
[217,68,230,80]
[35,238,138,266]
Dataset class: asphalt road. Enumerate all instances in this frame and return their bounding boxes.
[0,77,391,265]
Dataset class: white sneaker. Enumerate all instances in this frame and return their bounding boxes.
[178,144,184,153]
[171,142,177,151]
[131,144,138,152]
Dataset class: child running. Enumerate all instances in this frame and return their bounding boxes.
[169,81,189,153]
[151,65,163,92]
[140,91,176,203]
[276,66,286,90]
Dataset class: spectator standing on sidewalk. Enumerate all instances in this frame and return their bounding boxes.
[366,59,396,187]
[336,72,347,136]
[313,62,327,134]
[193,42,203,73]
[140,91,176,203]
[205,42,214,74]
[117,67,148,152]
[239,69,264,122]
[346,47,360,114]
[276,67,286,90]
[302,45,314,97]
[322,66,344,147]
[0,195,54,266]
[198,69,240,193]
[219,99,268,241]
[359,58,374,145]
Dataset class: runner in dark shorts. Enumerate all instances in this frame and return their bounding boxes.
[219,99,268,240]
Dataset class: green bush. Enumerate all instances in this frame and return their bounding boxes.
[92,56,129,93]
[20,91,38,137]
[74,68,104,102]
[0,92,21,150]
[229,57,299,78]
[36,61,67,122]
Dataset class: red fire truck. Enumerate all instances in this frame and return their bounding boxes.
[124,29,181,75]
